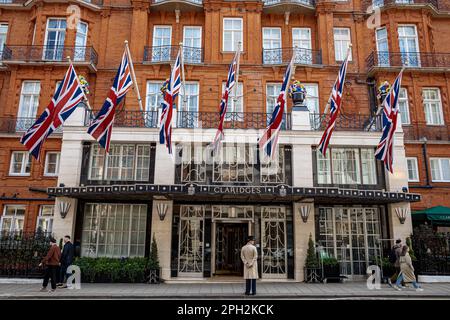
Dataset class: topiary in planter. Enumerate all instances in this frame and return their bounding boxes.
[304,233,321,283]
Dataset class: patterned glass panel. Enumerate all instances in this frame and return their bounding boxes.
[178,205,205,275]
[260,147,286,183]
[261,207,287,278]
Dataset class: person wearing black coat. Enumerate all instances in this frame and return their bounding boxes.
[57,235,74,288]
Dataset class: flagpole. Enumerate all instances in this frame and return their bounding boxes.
[67,55,93,123]
[323,44,352,115]
[374,67,406,117]
[180,42,187,110]
[233,41,242,103]
[124,40,144,113]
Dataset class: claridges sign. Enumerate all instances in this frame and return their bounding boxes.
[213,186,262,194]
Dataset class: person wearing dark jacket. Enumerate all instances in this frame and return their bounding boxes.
[57,235,74,288]
[39,238,61,292]
[388,239,403,286]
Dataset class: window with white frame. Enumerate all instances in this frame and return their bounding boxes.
[0,23,8,54]
[74,21,88,61]
[304,83,319,114]
[263,28,281,64]
[44,152,60,176]
[152,26,172,62]
[398,25,420,67]
[292,28,312,64]
[146,81,164,111]
[36,205,54,233]
[1,205,25,233]
[316,148,377,185]
[223,18,243,52]
[44,18,66,60]
[183,26,202,63]
[430,158,450,182]
[223,82,243,118]
[88,144,152,181]
[81,203,147,257]
[17,81,40,126]
[333,28,352,61]
[406,157,419,182]
[423,88,444,125]
[398,88,410,125]
[179,82,199,112]
[375,27,389,67]
[266,83,281,115]
[9,151,31,176]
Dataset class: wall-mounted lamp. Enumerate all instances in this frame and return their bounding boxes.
[395,207,409,225]
[58,201,71,219]
[188,184,195,196]
[298,205,311,223]
[279,186,287,197]
[156,203,168,221]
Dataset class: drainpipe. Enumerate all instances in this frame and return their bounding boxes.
[421,137,432,187]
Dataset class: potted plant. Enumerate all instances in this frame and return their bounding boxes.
[321,256,343,283]
[289,80,308,110]
[147,233,161,284]
[304,233,321,283]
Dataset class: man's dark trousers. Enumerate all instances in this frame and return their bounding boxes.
[245,279,256,295]
[43,266,58,290]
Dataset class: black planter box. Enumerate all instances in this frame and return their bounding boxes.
[146,268,161,284]
[322,265,346,283]
[304,267,322,283]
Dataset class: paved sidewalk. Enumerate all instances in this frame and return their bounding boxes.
[0,282,450,299]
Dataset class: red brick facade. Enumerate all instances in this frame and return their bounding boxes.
[0,0,449,232]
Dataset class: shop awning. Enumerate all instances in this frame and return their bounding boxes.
[413,206,450,224]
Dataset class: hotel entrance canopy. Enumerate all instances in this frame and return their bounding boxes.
[413,206,450,225]
[47,184,421,204]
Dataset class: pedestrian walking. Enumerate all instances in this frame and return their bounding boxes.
[39,237,61,293]
[393,245,423,292]
[241,236,258,296]
[388,239,403,287]
[57,235,74,288]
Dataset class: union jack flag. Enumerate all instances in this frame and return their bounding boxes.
[318,49,351,156]
[20,64,85,160]
[375,70,404,173]
[211,50,239,154]
[258,56,294,159]
[87,50,133,153]
[159,49,182,154]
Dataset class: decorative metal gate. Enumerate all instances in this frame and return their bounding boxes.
[261,207,287,279]
[178,205,205,277]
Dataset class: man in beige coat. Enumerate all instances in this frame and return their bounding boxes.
[241,236,258,295]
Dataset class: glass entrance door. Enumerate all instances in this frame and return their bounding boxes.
[215,223,248,276]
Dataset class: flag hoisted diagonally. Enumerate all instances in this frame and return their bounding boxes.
[317,47,351,156]
[159,48,182,155]
[210,47,240,154]
[375,70,404,173]
[87,49,133,153]
[258,55,295,160]
[20,64,86,160]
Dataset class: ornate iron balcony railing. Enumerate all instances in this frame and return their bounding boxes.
[85,110,159,128]
[367,51,450,69]
[1,45,98,66]
[0,117,62,133]
[263,47,322,65]
[0,0,103,5]
[263,0,315,7]
[310,113,382,132]
[177,111,292,130]
[369,0,439,9]
[144,46,203,64]
[403,126,450,141]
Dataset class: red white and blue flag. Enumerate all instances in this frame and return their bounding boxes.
[87,50,133,153]
[317,49,351,156]
[375,70,404,173]
[20,64,85,160]
[258,56,294,159]
[211,50,239,153]
[160,49,182,155]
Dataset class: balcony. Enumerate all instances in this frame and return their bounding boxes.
[143,46,203,64]
[310,113,382,132]
[262,0,316,14]
[85,110,159,128]
[177,111,292,130]
[1,45,98,71]
[0,116,62,134]
[366,51,450,72]
[367,0,439,10]
[263,47,322,66]
[150,0,203,12]
[0,0,104,6]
